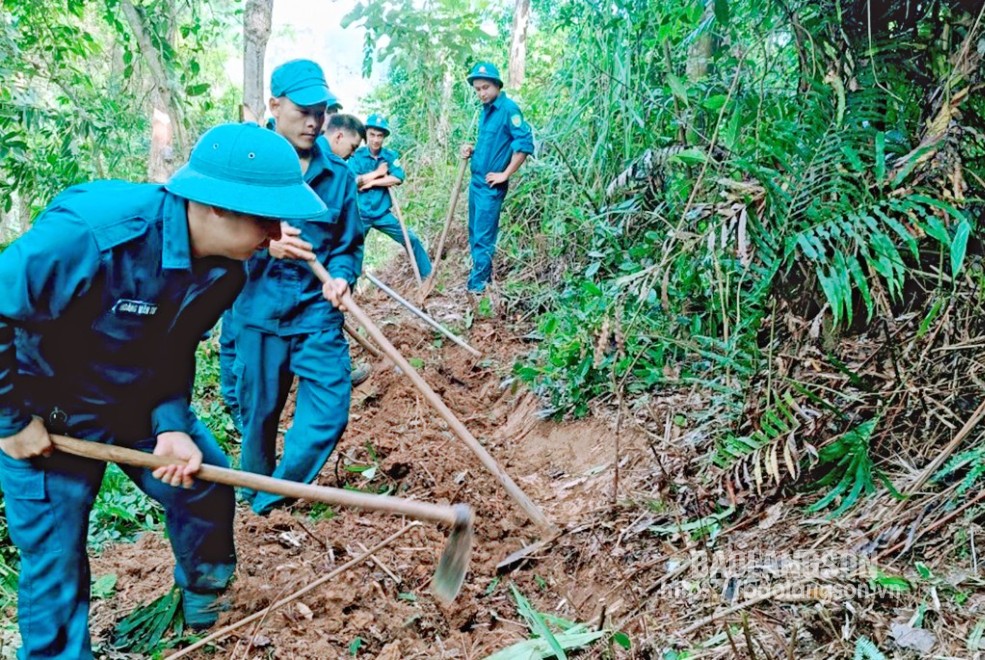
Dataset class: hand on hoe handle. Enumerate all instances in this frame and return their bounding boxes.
[0,416,53,459]
[267,222,315,261]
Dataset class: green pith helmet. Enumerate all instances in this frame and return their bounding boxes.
[365,114,391,136]
[166,122,327,220]
[466,61,503,87]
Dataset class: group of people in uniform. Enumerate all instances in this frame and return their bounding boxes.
[0,56,532,658]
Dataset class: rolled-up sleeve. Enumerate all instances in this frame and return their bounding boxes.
[387,150,406,182]
[508,109,534,155]
[0,212,100,436]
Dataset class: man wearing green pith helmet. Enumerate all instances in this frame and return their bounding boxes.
[0,122,326,658]
[349,114,432,277]
[460,61,534,294]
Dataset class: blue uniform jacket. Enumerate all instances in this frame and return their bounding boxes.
[233,137,363,335]
[472,92,534,179]
[348,146,406,221]
[0,182,245,440]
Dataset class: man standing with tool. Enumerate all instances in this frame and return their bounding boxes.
[459,61,534,295]
[233,60,364,516]
[0,122,326,658]
[349,114,432,278]
[218,79,349,426]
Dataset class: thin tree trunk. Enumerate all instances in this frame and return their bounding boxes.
[508,0,531,87]
[243,0,274,122]
[686,1,714,82]
[120,0,185,181]
[436,70,453,149]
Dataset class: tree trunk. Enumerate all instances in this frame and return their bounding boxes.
[508,0,531,87]
[243,0,274,123]
[686,1,714,82]
[120,0,186,181]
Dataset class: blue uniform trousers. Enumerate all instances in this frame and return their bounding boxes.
[218,309,241,427]
[0,420,235,660]
[467,174,507,292]
[235,321,351,515]
[363,212,432,277]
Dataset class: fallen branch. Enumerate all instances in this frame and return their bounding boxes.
[165,523,421,659]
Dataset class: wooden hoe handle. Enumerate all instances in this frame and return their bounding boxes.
[50,434,458,527]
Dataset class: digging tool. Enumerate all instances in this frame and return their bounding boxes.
[48,434,473,603]
[309,260,554,532]
[364,271,481,358]
[419,156,469,302]
[387,189,423,286]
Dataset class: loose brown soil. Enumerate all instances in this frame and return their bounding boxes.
[82,252,985,659]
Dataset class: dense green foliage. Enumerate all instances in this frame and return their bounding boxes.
[0,0,239,221]
[356,0,984,515]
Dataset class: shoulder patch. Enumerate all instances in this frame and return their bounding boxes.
[511,114,522,127]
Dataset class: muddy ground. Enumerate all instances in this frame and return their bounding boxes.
[81,250,985,659]
[84,254,655,659]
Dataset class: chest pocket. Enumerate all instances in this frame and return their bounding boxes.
[90,301,167,344]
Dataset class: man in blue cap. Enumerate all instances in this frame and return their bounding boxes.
[231,59,365,516]
[218,67,347,424]
[348,114,432,277]
[460,61,534,294]
[0,122,325,658]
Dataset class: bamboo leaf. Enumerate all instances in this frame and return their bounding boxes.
[667,73,689,106]
[510,584,566,659]
[951,218,971,279]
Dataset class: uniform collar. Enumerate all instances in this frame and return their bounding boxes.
[162,191,193,271]
[486,92,506,111]
[306,137,334,182]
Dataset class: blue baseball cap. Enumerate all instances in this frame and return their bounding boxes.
[365,114,390,136]
[270,59,332,107]
[166,122,327,221]
[466,62,503,87]
[326,88,343,112]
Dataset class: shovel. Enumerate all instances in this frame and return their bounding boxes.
[309,259,553,532]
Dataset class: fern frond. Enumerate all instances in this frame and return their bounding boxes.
[854,636,887,660]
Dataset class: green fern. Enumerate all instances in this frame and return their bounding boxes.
[854,636,888,660]
[807,418,895,517]
[933,444,985,497]
[715,391,800,468]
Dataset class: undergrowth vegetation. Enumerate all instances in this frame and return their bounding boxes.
[357,0,985,528]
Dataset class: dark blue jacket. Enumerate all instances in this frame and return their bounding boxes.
[0,182,244,440]
[349,146,406,220]
[472,92,534,178]
[233,136,363,335]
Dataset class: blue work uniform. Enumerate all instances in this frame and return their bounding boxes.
[233,136,363,515]
[349,146,432,277]
[0,182,239,659]
[218,308,240,425]
[467,91,534,292]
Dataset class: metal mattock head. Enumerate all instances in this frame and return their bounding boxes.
[430,504,474,605]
